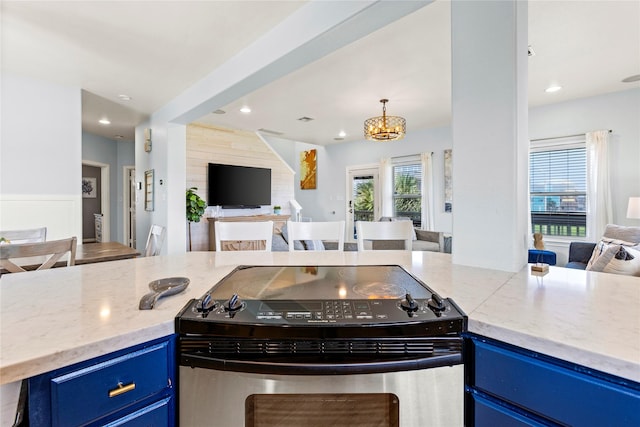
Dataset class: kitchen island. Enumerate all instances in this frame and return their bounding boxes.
[1,251,639,424]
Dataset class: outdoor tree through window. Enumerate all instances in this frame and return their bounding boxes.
[393,163,421,227]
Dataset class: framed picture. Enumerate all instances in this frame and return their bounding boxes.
[444,149,452,212]
[300,149,317,190]
[144,169,154,211]
[82,177,97,198]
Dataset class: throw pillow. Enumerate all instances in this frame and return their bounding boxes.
[601,224,640,244]
[280,223,306,251]
[587,244,640,276]
[303,239,325,251]
[271,233,289,251]
[603,246,640,276]
[586,236,639,270]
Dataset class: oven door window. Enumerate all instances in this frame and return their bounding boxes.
[246,393,399,427]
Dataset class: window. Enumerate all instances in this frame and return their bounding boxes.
[392,160,422,227]
[530,139,587,237]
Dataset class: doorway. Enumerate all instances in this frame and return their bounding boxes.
[82,165,101,242]
[346,165,380,242]
[82,161,110,243]
[123,166,136,248]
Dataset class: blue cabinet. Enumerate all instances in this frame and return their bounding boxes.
[464,334,640,426]
[28,335,176,426]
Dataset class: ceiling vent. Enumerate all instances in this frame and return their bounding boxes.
[297,116,314,122]
[257,128,284,136]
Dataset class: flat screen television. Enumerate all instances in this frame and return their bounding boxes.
[207,163,271,208]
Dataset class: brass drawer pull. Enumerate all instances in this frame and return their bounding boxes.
[108,382,136,398]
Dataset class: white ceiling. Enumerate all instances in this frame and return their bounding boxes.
[2,1,639,144]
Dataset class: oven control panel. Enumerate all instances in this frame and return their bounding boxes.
[183,293,457,325]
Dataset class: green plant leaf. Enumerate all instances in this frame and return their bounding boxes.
[186,187,206,223]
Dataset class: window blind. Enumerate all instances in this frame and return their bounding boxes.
[529,146,587,237]
[530,147,586,212]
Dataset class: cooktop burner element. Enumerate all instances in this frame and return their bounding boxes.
[352,281,407,299]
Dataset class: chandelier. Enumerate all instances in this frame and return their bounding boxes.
[364,99,406,141]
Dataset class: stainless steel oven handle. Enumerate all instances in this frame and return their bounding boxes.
[182,353,463,375]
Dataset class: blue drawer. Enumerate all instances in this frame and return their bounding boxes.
[50,341,171,426]
[471,339,640,426]
[468,392,547,427]
[103,396,172,427]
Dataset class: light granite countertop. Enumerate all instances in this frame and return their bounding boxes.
[1,251,639,422]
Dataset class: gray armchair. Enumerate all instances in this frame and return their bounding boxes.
[566,225,640,270]
[414,229,445,252]
[376,217,446,252]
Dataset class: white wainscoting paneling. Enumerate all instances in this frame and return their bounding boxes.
[0,195,82,241]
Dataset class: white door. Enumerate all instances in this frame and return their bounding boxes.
[346,166,380,242]
[124,167,136,248]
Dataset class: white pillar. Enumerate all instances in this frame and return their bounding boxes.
[451,0,529,272]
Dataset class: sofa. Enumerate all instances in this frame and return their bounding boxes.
[368,229,445,252]
[272,218,448,252]
[375,217,447,252]
[271,227,357,251]
[566,242,597,269]
[565,224,640,275]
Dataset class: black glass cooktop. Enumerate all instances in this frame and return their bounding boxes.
[206,265,435,301]
[176,265,466,332]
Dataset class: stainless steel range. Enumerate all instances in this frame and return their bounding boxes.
[176,265,466,427]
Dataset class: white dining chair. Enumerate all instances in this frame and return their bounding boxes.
[0,227,47,244]
[356,221,413,251]
[0,237,77,274]
[144,224,165,256]
[286,220,345,251]
[214,221,273,252]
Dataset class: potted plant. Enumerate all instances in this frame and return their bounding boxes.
[273,205,282,215]
[186,187,206,251]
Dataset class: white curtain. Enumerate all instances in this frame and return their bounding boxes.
[421,152,435,231]
[586,130,612,239]
[379,157,393,218]
[527,149,533,247]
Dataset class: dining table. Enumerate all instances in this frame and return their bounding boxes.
[75,242,141,265]
[0,241,140,275]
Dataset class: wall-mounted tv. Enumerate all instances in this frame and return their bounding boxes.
[207,163,271,208]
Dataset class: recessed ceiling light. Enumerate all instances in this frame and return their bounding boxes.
[333,137,344,141]
[212,109,226,114]
[545,85,562,93]
[338,131,346,137]
[621,74,640,83]
[118,94,132,101]
[240,106,251,113]
[114,135,124,139]
[99,118,111,125]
